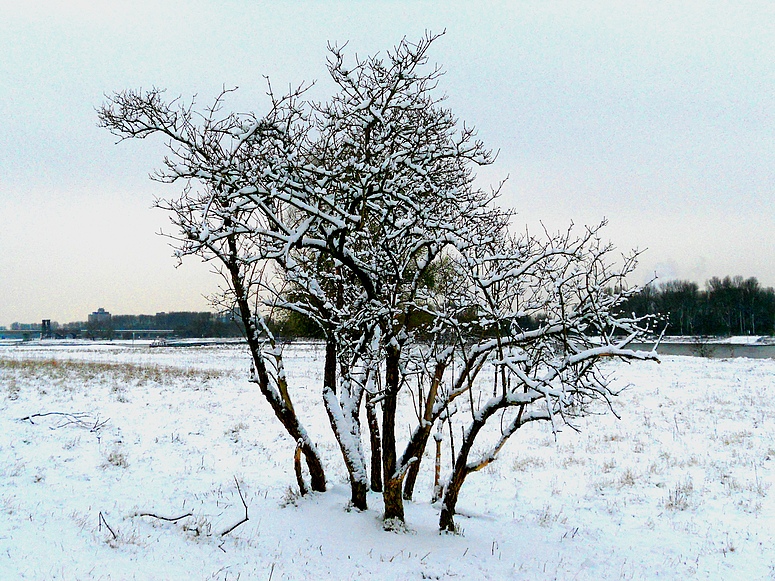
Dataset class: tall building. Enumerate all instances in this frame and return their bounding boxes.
[88,308,112,325]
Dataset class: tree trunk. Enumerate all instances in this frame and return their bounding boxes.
[402,360,446,500]
[381,344,404,522]
[324,338,337,395]
[366,393,383,492]
[322,337,368,510]
[431,431,443,503]
[246,323,327,492]
[439,398,526,532]
[293,443,308,496]
[401,442,424,500]
[226,249,326,493]
[438,419,483,532]
[383,476,405,524]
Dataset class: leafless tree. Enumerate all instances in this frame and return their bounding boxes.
[99,33,657,531]
[430,219,658,532]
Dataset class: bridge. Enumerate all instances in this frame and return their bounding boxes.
[0,329,175,341]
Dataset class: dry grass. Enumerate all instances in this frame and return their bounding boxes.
[104,448,129,469]
[225,422,249,443]
[0,358,227,395]
[664,477,694,511]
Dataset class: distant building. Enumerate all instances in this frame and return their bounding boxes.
[88,308,112,325]
[215,310,235,324]
[11,322,40,331]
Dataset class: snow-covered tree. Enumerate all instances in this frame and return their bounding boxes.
[99,32,658,531]
[429,219,658,532]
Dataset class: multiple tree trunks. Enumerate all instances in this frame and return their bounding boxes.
[98,32,658,533]
[402,359,447,501]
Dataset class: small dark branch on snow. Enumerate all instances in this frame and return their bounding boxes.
[98,511,117,540]
[139,512,193,523]
[90,417,109,431]
[220,477,249,537]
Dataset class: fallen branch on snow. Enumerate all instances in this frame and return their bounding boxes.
[98,511,117,540]
[19,411,109,432]
[139,512,193,523]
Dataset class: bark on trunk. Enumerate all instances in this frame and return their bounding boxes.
[381,344,404,522]
[293,443,308,496]
[366,393,383,492]
[226,246,326,493]
[383,476,405,524]
[438,419,483,532]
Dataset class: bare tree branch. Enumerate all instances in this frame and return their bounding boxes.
[220,477,249,537]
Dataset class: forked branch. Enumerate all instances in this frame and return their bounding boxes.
[220,477,249,537]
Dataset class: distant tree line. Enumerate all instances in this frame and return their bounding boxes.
[60,311,243,339]
[11,310,324,340]
[112,312,241,337]
[15,274,775,341]
[619,276,775,336]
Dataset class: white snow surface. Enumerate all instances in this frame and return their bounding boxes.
[1,341,774,580]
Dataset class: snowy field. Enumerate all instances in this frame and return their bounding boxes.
[1,341,774,580]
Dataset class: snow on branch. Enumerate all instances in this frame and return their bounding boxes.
[100,32,659,530]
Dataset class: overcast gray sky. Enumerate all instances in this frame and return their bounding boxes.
[1,1,773,327]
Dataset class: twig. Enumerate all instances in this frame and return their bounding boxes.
[98,511,117,540]
[21,411,83,424]
[220,477,249,536]
[91,416,109,432]
[139,512,193,523]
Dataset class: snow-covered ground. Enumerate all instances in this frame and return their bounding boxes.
[1,341,774,580]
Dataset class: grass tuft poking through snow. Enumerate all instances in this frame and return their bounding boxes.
[664,477,694,511]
